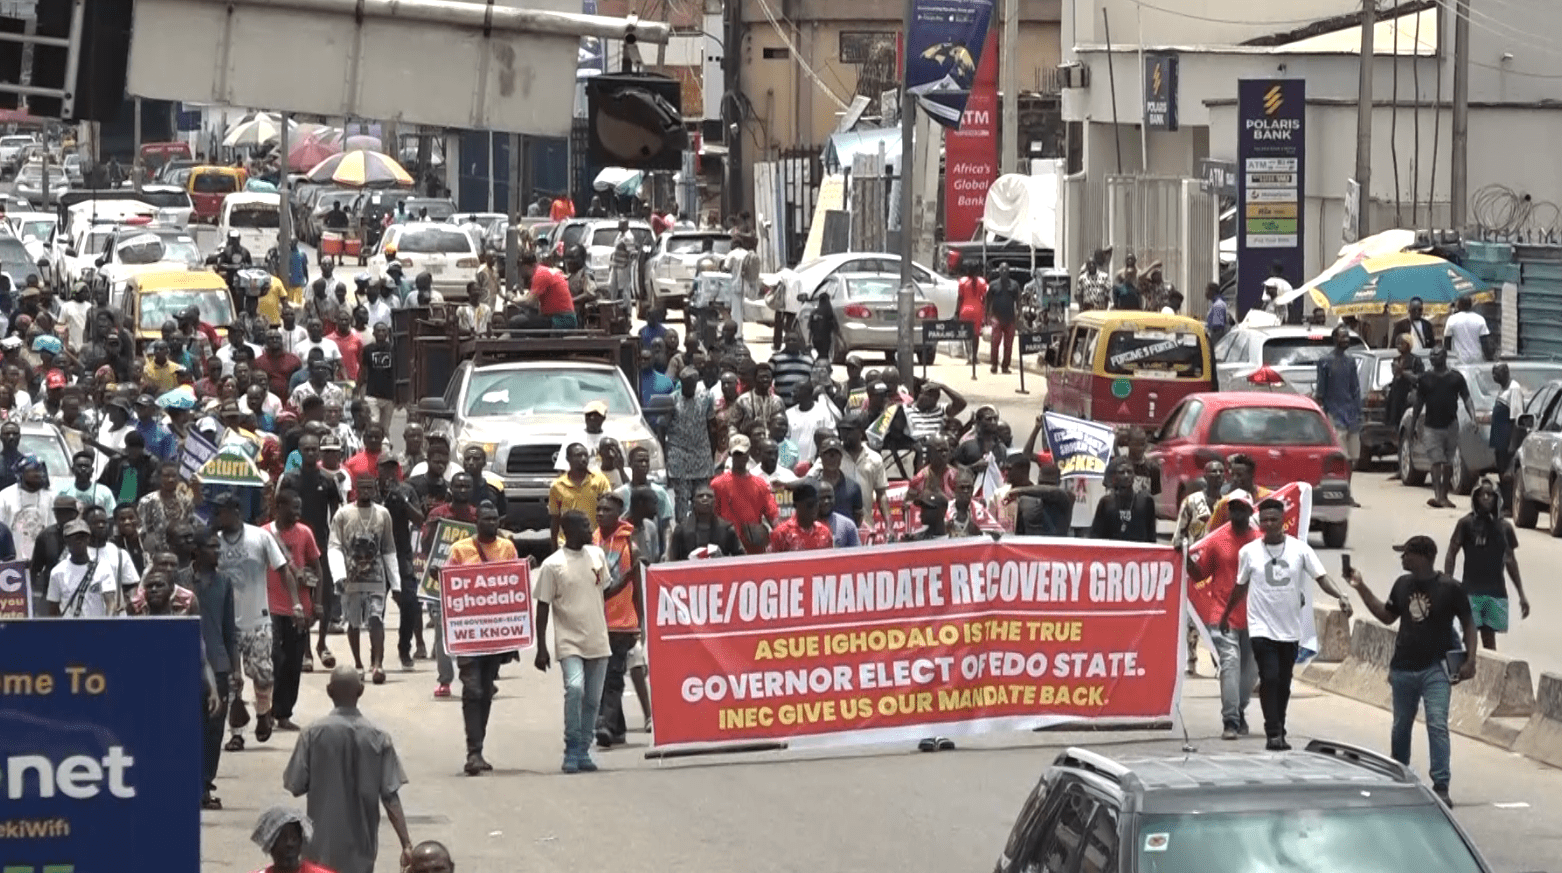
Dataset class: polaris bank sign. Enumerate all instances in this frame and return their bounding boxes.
[1236,79,1306,316]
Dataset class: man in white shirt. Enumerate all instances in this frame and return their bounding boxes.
[1222,497,1353,751]
[533,509,616,773]
[47,519,118,617]
[295,319,344,378]
[1444,294,1492,364]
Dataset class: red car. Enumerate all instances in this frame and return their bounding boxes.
[1148,391,1354,547]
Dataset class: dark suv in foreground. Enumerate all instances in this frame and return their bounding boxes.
[994,741,1491,873]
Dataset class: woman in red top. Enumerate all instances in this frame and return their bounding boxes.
[956,265,987,364]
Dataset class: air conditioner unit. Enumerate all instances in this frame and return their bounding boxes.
[1056,62,1089,89]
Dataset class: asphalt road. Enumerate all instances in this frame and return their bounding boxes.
[195,325,1562,873]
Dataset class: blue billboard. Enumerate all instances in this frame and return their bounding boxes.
[904,0,997,129]
[1236,79,1306,317]
[0,619,202,873]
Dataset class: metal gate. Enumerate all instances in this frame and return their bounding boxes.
[770,147,822,268]
[1102,174,1219,316]
[1514,244,1562,359]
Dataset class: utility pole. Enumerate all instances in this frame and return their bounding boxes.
[278,110,292,267]
[132,96,143,194]
[1450,0,1470,228]
[999,0,1018,175]
[506,132,521,295]
[723,0,743,218]
[896,0,916,385]
[1352,0,1374,238]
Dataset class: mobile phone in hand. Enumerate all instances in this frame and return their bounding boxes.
[1341,553,1352,578]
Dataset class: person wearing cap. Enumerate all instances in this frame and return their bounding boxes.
[26,493,77,605]
[710,433,778,554]
[46,517,120,617]
[804,436,864,523]
[906,491,950,540]
[549,443,614,545]
[1186,489,1262,740]
[1347,535,1475,806]
[1224,497,1353,751]
[554,400,612,473]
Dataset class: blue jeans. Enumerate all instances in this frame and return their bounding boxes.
[1208,624,1258,730]
[560,655,609,759]
[1390,664,1453,790]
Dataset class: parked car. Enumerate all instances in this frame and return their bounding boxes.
[759,251,958,326]
[1353,348,1422,465]
[1213,323,1367,394]
[95,225,206,296]
[0,134,35,173]
[19,420,78,484]
[643,229,732,312]
[1507,378,1562,534]
[993,742,1495,873]
[305,187,361,245]
[1398,361,1562,495]
[368,221,481,299]
[61,153,83,186]
[582,219,654,285]
[0,235,33,285]
[400,197,457,223]
[1150,390,1353,547]
[546,217,593,263]
[7,211,58,270]
[800,271,944,364]
[14,161,68,205]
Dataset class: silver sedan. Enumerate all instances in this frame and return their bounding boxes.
[800,271,943,364]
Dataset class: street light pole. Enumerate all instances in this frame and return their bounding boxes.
[896,0,917,386]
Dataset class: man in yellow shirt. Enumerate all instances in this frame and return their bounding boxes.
[548,442,612,543]
[444,501,518,776]
[143,339,182,393]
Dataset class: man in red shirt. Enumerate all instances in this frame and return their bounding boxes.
[1186,489,1261,740]
[331,312,364,382]
[515,254,579,330]
[711,434,777,554]
[768,480,832,552]
[256,330,303,398]
[550,195,575,222]
[265,489,323,731]
[343,424,393,500]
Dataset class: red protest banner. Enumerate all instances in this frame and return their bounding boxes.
[646,538,1182,748]
[440,559,534,657]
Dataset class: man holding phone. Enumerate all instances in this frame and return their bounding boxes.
[1345,535,1476,808]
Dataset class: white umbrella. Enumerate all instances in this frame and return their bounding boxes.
[222,113,296,149]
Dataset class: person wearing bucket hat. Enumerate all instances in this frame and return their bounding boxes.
[1347,534,1476,807]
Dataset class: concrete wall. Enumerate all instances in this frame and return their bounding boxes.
[1066,0,1361,53]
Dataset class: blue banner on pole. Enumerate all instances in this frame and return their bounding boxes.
[0,619,203,872]
[904,0,997,128]
[1042,412,1116,479]
[1236,79,1306,317]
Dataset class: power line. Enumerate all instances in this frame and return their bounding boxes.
[752,0,850,111]
[1125,0,1354,26]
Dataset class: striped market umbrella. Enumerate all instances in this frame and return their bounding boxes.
[1309,252,1494,317]
[343,134,383,151]
[222,112,296,148]
[304,148,414,189]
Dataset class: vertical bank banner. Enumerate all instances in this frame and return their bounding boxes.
[1142,53,1180,131]
[646,538,1183,749]
[905,0,997,128]
[440,560,535,657]
[943,43,999,245]
[0,560,28,618]
[0,619,203,872]
[1236,79,1306,316]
